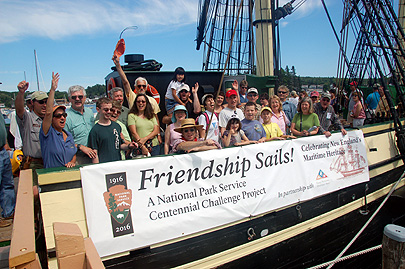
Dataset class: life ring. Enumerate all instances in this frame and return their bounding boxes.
[134,84,160,105]
[107,77,116,96]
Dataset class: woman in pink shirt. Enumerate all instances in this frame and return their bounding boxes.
[350,92,366,127]
[269,95,290,135]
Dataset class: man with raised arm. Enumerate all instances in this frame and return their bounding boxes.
[112,55,162,143]
[65,85,96,164]
[15,81,47,171]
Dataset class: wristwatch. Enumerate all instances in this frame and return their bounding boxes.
[77,144,81,151]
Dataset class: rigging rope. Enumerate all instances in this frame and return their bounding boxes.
[325,169,405,268]
[307,245,382,269]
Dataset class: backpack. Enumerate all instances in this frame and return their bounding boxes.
[196,111,219,127]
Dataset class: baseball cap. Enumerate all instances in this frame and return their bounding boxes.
[349,81,358,87]
[310,91,320,97]
[178,84,190,93]
[31,91,48,101]
[373,83,381,89]
[53,105,66,113]
[260,106,272,115]
[247,88,258,95]
[321,92,331,100]
[226,89,238,98]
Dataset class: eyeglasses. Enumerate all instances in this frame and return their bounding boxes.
[137,84,146,88]
[278,91,287,94]
[103,108,114,112]
[183,128,195,133]
[111,109,121,114]
[137,100,146,104]
[53,112,67,118]
[34,99,47,104]
[321,98,330,102]
[247,94,257,97]
[241,86,248,89]
[71,95,84,100]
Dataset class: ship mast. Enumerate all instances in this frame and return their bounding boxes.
[253,0,275,76]
[34,49,40,91]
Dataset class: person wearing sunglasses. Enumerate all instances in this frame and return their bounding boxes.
[314,92,347,137]
[128,94,160,157]
[40,72,77,169]
[110,101,132,160]
[65,85,96,164]
[277,85,297,128]
[172,119,221,153]
[88,97,136,163]
[112,55,162,143]
[15,80,49,172]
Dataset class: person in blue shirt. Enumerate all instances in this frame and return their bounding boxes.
[277,85,297,125]
[40,72,77,168]
[365,83,381,112]
[241,102,266,142]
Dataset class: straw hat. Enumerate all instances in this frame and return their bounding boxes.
[174,118,203,133]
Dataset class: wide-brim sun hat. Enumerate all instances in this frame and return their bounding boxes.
[171,105,188,123]
[174,118,203,133]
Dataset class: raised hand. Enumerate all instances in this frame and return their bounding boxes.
[112,55,120,65]
[17,81,29,93]
[192,82,199,94]
[50,72,60,91]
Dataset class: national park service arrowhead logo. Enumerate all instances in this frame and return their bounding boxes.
[103,185,132,224]
[104,172,134,237]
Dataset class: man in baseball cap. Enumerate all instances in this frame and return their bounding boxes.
[219,89,245,136]
[314,91,347,137]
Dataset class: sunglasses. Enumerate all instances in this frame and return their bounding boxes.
[247,94,257,97]
[241,86,248,89]
[34,99,48,104]
[53,112,67,118]
[183,128,195,133]
[111,109,121,114]
[103,108,114,112]
[71,95,84,100]
[137,84,146,88]
[137,100,146,104]
[278,91,287,94]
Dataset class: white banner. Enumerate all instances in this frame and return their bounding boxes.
[80,130,369,257]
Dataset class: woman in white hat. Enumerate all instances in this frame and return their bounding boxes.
[164,105,188,154]
[172,119,221,153]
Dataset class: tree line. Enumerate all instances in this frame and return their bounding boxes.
[279,65,336,92]
[0,84,106,108]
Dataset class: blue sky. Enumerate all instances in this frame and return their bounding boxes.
[0,0,348,92]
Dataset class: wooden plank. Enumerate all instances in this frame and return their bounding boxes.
[15,253,41,269]
[84,238,105,269]
[37,169,81,186]
[40,189,88,250]
[9,169,36,268]
[53,222,86,269]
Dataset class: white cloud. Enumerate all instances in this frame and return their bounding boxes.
[0,0,199,43]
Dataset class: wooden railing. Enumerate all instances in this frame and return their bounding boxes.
[9,169,104,268]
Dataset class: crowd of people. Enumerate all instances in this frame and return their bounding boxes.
[4,57,393,227]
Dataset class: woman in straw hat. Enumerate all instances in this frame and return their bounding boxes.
[172,119,221,153]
